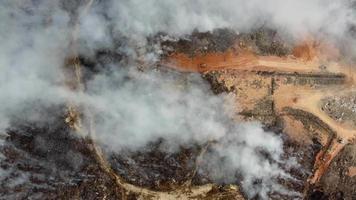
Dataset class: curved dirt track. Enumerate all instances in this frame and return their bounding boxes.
[61,1,245,199]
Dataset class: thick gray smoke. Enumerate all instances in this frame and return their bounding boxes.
[76,65,300,198]
[1,0,355,199]
[80,0,355,40]
[83,69,230,151]
[201,124,301,199]
[0,1,71,131]
[78,0,356,61]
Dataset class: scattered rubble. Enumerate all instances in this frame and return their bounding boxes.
[322,93,356,127]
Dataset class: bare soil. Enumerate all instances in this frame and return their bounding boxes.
[162,38,356,199]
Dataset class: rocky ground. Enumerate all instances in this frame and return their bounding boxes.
[322,93,356,128]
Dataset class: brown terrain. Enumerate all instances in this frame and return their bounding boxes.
[2,32,356,199]
[161,37,356,199]
[1,1,356,199]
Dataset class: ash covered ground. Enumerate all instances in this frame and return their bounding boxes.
[1,1,356,200]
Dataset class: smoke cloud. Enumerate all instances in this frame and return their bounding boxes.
[81,0,355,38]
[1,0,355,199]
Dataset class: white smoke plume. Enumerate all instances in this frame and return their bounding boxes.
[0,0,355,199]
[201,123,301,199]
[80,0,356,40]
[82,69,229,151]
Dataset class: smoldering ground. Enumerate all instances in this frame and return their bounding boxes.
[1,0,356,199]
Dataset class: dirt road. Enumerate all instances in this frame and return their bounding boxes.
[164,48,356,187]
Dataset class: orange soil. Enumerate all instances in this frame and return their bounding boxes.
[292,39,340,62]
[164,51,344,76]
[163,42,356,185]
[164,50,257,72]
[309,140,345,184]
[273,85,356,184]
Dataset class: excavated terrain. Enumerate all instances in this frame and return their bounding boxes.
[161,30,356,199]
